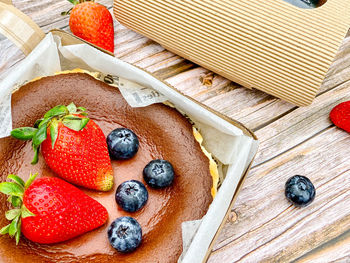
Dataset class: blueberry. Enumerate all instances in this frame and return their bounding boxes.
[115,180,148,212]
[143,159,174,188]
[285,175,316,207]
[107,128,139,160]
[108,216,142,253]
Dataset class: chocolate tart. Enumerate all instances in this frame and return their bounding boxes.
[0,72,213,263]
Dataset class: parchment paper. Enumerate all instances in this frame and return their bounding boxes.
[0,33,258,263]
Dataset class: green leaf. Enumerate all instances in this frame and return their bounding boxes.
[15,220,21,245]
[0,173,39,244]
[68,0,80,5]
[0,182,23,197]
[10,127,37,140]
[62,114,81,120]
[21,206,35,218]
[77,106,87,112]
[8,196,22,208]
[24,173,38,189]
[9,216,19,237]
[31,145,39,165]
[62,118,90,131]
[7,175,25,188]
[67,103,77,114]
[34,118,43,128]
[79,112,88,116]
[5,209,20,220]
[44,105,68,119]
[50,119,59,149]
[62,119,81,131]
[38,117,50,128]
[0,224,10,235]
[80,118,89,130]
[32,123,47,148]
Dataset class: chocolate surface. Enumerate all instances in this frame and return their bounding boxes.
[0,73,212,263]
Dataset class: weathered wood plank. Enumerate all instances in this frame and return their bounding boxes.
[165,68,233,99]
[208,126,350,262]
[205,36,350,262]
[13,0,112,31]
[141,52,185,73]
[200,87,294,130]
[293,229,350,263]
[253,79,350,166]
[195,37,350,131]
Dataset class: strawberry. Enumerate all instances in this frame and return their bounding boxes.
[11,103,114,191]
[66,0,114,53]
[0,174,108,244]
[330,101,350,133]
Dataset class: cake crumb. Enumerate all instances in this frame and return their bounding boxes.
[227,211,238,223]
[200,72,215,87]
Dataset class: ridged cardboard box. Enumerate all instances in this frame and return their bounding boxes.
[114,0,350,106]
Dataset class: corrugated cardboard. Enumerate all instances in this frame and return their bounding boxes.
[114,0,350,106]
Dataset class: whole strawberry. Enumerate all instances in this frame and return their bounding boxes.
[11,103,114,191]
[0,174,108,244]
[330,101,350,133]
[68,0,114,53]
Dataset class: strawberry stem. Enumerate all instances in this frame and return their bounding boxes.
[67,0,80,5]
[62,0,95,15]
[0,173,37,244]
[66,0,93,5]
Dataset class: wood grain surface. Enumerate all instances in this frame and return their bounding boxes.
[1,1,350,262]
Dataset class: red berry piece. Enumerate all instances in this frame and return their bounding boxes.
[330,101,350,133]
[10,103,114,191]
[0,174,108,244]
[68,1,114,53]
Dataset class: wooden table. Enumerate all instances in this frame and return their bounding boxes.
[1,1,350,262]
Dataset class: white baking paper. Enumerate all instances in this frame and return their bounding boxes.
[0,33,259,263]
[0,33,60,137]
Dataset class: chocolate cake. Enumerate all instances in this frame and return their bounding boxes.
[0,72,213,263]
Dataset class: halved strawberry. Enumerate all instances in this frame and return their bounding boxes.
[0,174,108,244]
[11,103,113,191]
